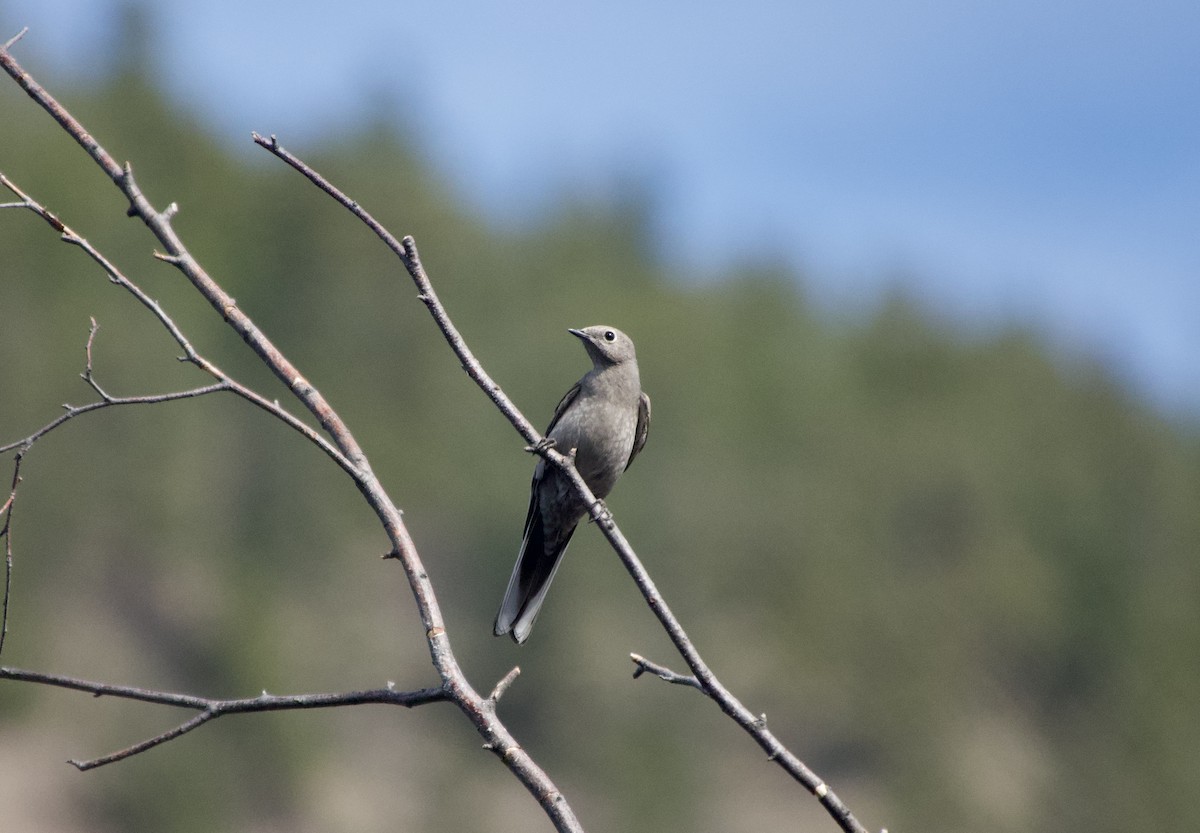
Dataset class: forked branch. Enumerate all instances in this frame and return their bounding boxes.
[1,38,582,833]
[252,137,871,833]
[0,666,447,770]
[3,30,875,833]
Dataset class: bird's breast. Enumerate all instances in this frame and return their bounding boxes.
[549,396,637,499]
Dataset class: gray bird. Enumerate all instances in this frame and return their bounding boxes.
[494,325,651,644]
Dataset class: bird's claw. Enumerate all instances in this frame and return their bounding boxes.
[588,499,613,526]
[525,437,557,454]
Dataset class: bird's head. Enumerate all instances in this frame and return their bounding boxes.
[568,325,637,367]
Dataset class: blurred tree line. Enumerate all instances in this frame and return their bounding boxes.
[1,22,1197,833]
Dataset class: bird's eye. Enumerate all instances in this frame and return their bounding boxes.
[604,330,616,342]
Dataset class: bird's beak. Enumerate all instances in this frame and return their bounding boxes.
[567,328,587,340]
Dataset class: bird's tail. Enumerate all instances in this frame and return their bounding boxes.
[494,511,576,644]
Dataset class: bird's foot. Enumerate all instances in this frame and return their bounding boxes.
[588,499,613,526]
[524,436,557,455]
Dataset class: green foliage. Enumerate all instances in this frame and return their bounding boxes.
[2,44,1198,833]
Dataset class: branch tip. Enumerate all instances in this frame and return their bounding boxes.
[2,27,28,51]
[488,666,521,703]
[250,132,278,152]
[628,653,703,690]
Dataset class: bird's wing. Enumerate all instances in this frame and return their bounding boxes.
[626,392,651,469]
[544,380,582,437]
[496,381,585,638]
[508,379,578,614]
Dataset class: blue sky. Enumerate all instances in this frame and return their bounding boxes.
[3,1,1198,414]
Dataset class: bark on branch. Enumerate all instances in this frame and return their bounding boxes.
[2,29,878,833]
[0,37,584,833]
[0,666,447,770]
[252,136,871,833]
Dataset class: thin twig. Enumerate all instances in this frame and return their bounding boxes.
[1,174,200,365]
[0,311,232,458]
[0,321,229,653]
[488,666,522,704]
[2,27,26,51]
[629,653,703,690]
[0,174,359,477]
[248,134,537,439]
[0,458,20,656]
[0,75,365,483]
[0,382,230,457]
[249,135,543,448]
[249,137,871,833]
[0,666,447,769]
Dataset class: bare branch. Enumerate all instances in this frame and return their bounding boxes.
[3,27,27,51]
[0,174,203,366]
[0,173,359,478]
[0,69,366,484]
[3,37,869,833]
[1,47,585,833]
[403,258,867,829]
[250,135,549,451]
[629,653,703,690]
[35,384,218,435]
[0,383,231,457]
[0,458,19,656]
[75,710,219,770]
[0,315,233,458]
[249,134,547,450]
[0,665,447,769]
[488,666,522,704]
[250,138,871,833]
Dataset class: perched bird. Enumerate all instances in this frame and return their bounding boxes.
[494,325,651,644]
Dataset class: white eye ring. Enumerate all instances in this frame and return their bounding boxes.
[604,330,616,342]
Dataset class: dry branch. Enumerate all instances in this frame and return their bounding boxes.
[0,459,19,656]
[0,666,447,769]
[1,38,583,833]
[2,30,878,833]
[251,136,871,833]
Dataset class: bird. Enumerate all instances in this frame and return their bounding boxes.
[494,325,651,644]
